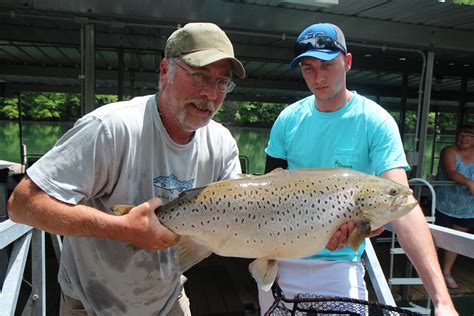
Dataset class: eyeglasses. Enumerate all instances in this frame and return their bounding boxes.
[175,62,236,93]
[293,35,347,57]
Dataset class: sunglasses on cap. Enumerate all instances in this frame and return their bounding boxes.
[294,35,347,57]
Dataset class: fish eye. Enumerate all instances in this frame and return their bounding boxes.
[388,187,399,196]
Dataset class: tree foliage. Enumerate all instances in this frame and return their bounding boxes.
[453,0,474,6]
[0,92,118,121]
[0,92,468,133]
[215,101,287,127]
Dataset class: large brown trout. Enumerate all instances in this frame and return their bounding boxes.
[113,168,417,291]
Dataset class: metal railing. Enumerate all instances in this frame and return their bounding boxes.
[0,219,63,316]
[1,182,473,315]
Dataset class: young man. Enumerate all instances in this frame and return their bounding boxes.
[259,23,458,316]
[8,22,245,315]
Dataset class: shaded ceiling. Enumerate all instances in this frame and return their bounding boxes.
[1,0,474,112]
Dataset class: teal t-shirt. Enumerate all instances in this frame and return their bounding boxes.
[266,92,409,261]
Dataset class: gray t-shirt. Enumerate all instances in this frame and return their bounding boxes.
[27,94,241,315]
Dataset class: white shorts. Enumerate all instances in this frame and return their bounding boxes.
[258,258,367,315]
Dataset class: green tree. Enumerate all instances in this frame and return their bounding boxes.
[0,97,19,119]
[96,95,118,107]
[28,93,62,120]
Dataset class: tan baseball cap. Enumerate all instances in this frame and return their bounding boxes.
[165,22,246,78]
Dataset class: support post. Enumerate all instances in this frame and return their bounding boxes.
[415,51,435,178]
[399,72,409,141]
[80,22,96,115]
[118,47,124,101]
[31,229,46,316]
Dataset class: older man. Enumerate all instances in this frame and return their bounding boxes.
[8,23,245,315]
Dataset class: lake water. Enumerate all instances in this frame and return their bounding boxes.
[1,120,454,178]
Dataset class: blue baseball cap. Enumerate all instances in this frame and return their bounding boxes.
[290,23,347,67]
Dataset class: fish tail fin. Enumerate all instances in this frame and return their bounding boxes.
[249,258,278,291]
[347,219,371,250]
[175,237,213,273]
[110,204,135,216]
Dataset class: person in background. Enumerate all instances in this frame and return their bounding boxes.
[435,124,474,289]
[7,22,245,315]
[259,22,458,315]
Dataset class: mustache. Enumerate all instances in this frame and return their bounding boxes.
[187,99,216,112]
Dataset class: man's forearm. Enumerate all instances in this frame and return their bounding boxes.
[392,207,453,309]
[7,177,128,240]
[381,168,457,314]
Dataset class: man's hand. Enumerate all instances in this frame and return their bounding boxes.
[122,197,180,252]
[326,222,385,251]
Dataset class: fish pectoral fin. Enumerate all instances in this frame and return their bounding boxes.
[248,258,278,292]
[110,205,135,216]
[347,219,371,250]
[175,237,213,273]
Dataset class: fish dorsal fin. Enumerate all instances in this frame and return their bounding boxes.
[234,173,253,179]
[269,167,285,174]
[175,237,213,273]
[248,258,278,291]
[177,185,207,198]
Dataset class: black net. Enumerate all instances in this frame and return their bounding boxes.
[265,282,422,316]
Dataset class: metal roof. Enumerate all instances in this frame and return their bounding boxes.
[1,0,474,109]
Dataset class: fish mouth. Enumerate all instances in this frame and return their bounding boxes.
[390,192,417,212]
